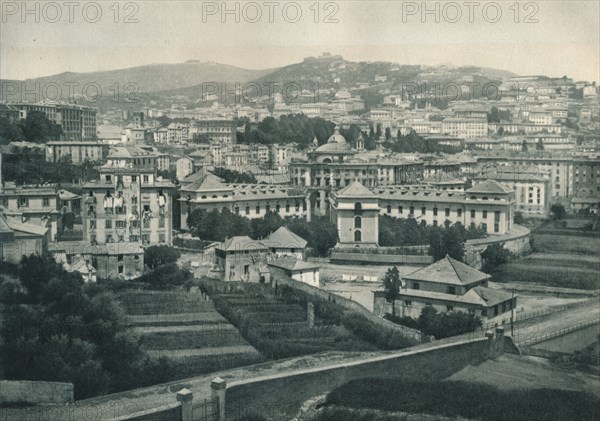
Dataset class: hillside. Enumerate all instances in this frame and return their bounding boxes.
[1,61,273,95]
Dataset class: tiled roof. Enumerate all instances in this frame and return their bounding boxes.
[218,236,266,252]
[336,181,377,198]
[465,286,514,307]
[262,227,308,249]
[467,180,513,194]
[268,256,318,272]
[3,217,48,236]
[403,255,490,286]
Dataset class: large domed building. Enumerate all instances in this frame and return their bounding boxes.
[308,126,356,164]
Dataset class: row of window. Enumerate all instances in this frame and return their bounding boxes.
[233,202,306,215]
[383,205,501,219]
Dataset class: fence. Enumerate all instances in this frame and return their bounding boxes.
[192,397,219,421]
[517,319,600,347]
[484,297,600,330]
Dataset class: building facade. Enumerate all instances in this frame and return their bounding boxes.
[82,147,175,246]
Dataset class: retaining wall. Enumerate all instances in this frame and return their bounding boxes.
[225,332,505,421]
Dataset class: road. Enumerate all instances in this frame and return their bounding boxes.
[512,300,600,344]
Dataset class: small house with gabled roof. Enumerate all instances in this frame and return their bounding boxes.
[374,255,516,321]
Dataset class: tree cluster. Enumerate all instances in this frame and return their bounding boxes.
[481,243,514,273]
[2,152,99,185]
[0,112,63,144]
[0,255,174,399]
[187,209,338,257]
[209,167,258,184]
[241,115,335,149]
[383,131,462,154]
[385,305,482,340]
[379,215,486,262]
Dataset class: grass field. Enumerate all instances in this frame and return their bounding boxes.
[313,377,599,421]
[491,230,600,290]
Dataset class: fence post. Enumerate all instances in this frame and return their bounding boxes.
[176,388,193,421]
[211,377,226,421]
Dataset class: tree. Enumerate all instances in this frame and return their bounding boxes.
[521,140,528,152]
[383,266,402,316]
[536,139,544,151]
[61,212,76,233]
[144,246,181,270]
[550,203,566,220]
[385,127,392,141]
[308,216,338,257]
[487,106,500,123]
[21,111,62,142]
[481,243,513,272]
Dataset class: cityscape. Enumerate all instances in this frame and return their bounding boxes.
[0,1,599,420]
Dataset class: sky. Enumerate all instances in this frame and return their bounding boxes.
[1,1,599,83]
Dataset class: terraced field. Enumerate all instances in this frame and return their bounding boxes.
[119,290,264,379]
[491,228,600,291]
[212,293,379,359]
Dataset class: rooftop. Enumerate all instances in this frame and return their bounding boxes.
[268,256,318,272]
[262,227,308,249]
[403,255,490,286]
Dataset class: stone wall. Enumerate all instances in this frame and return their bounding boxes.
[465,224,531,269]
[225,330,506,421]
[0,380,74,405]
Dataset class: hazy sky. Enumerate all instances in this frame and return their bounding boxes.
[1,1,599,82]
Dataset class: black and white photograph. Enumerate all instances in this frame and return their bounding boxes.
[0,1,599,420]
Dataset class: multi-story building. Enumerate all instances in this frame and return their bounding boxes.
[0,184,79,241]
[82,146,175,246]
[478,155,574,200]
[46,141,107,164]
[290,128,424,216]
[573,158,600,198]
[194,119,237,146]
[441,117,488,138]
[179,174,307,229]
[12,102,97,141]
[330,179,515,247]
[473,166,551,217]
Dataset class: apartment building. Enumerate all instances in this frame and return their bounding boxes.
[12,102,97,142]
[82,146,175,246]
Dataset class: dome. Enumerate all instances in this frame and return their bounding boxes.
[326,126,346,144]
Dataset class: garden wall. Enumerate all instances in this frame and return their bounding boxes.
[269,268,423,342]
[0,380,74,405]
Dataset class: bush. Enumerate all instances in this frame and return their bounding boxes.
[144,245,181,270]
[342,314,416,350]
[138,264,192,290]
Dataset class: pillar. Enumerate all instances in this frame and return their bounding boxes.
[211,377,226,421]
[176,388,193,421]
[494,326,505,358]
[307,301,315,328]
[485,330,494,359]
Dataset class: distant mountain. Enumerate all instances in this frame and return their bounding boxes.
[0,57,519,106]
[1,62,273,95]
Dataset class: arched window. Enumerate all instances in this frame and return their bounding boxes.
[355,216,362,229]
[354,202,362,214]
[354,230,362,242]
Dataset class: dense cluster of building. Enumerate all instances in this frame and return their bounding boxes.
[0,63,598,288]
